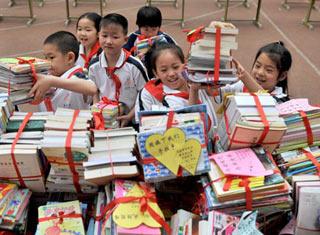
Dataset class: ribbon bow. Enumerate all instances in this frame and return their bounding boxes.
[96,186,171,235]
[93,97,120,130]
[38,211,82,224]
[185,26,204,43]
[16,57,37,83]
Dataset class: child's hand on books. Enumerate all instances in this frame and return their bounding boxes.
[117,114,131,127]
[28,74,53,102]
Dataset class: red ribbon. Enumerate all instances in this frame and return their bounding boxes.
[298,110,314,145]
[301,149,320,176]
[10,112,33,188]
[80,41,101,68]
[65,110,81,193]
[213,27,221,85]
[95,185,171,235]
[185,26,204,43]
[16,57,37,83]
[38,211,82,223]
[105,49,131,102]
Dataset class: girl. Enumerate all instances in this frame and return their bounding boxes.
[76,12,102,70]
[135,43,218,134]
[221,41,292,103]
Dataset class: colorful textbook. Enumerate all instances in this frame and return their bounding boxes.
[37,200,85,235]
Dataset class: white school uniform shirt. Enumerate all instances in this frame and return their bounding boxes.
[89,50,149,113]
[38,65,91,112]
[135,83,218,134]
[75,43,101,69]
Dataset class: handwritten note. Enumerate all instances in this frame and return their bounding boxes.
[276,99,320,116]
[112,184,164,228]
[145,127,201,175]
[213,148,273,176]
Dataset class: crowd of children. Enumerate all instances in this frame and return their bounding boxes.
[28,5,293,131]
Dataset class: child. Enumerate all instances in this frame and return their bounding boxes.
[123,6,176,78]
[29,31,97,111]
[221,41,292,103]
[75,12,102,70]
[89,13,149,127]
[135,43,218,134]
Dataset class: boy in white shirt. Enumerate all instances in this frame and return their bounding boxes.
[89,13,149,127]
[30,31,97,111]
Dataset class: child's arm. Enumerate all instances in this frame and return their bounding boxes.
[29,74,98,102]
[233,59,263,92]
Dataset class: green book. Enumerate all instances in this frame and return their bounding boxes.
[6,120,45,132]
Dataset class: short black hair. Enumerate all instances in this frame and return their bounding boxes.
[254,41,292,93]
[136,6,162,28]
[100,13,128,35]
[77,12,102,33]
[44,31,79,61]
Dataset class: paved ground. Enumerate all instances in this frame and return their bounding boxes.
[0,0,319,105]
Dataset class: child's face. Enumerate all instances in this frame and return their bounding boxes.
[76,18,98,49]
[43,43,72,76]
[99,23,128,58]
[140,26,160,38]
[154,49,186,90]
[251,52,280,92]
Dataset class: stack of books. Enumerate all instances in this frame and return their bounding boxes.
[218,93,287,152]
[0,95,14,134]
[272,99,320,178]
[91,99,120,129]
[83,127,139,185]
[275,99,320,153]
[40,108,97,193]
[186,21,238,85]
[291,175,320,235]
[137,107,210,183]
[36,200,85,235]
[0,187,31,233]
[0,57,50,105]
[202,147,292,218]
[135,34,167,55]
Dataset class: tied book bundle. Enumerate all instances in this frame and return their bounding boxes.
[135,35,168,55]
[96,179,169,235]
[203,147,292,217]
[91,97,121,129]
[0,187,31,232]
[274,98,320,153]
[0,112,49,192]
[218,93,287,153]
[0,57,51,105]
[186,21,238,85]
[36,200,85,235]
[137,106,210,183]
[40,108,98,193]
[272,99,320,178]
[83,127,139,185]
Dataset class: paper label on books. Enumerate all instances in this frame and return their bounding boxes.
[145,127,201,175]
[112,184,164,228]
[276,98,320,115]
[212,148,273,177]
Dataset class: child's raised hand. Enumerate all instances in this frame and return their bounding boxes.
[232,58,245,79]
[28,74,53,102]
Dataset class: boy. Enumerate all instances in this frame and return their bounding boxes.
[89,13,149,127]
[123,6,176,78]
[30,31,97,111]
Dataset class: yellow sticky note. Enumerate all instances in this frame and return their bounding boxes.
[112,184,164,228]
[145,127,201,175]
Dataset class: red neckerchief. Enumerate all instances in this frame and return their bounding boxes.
[105,49,131,102]
[80,41,100,68]
[43,67,84,112]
